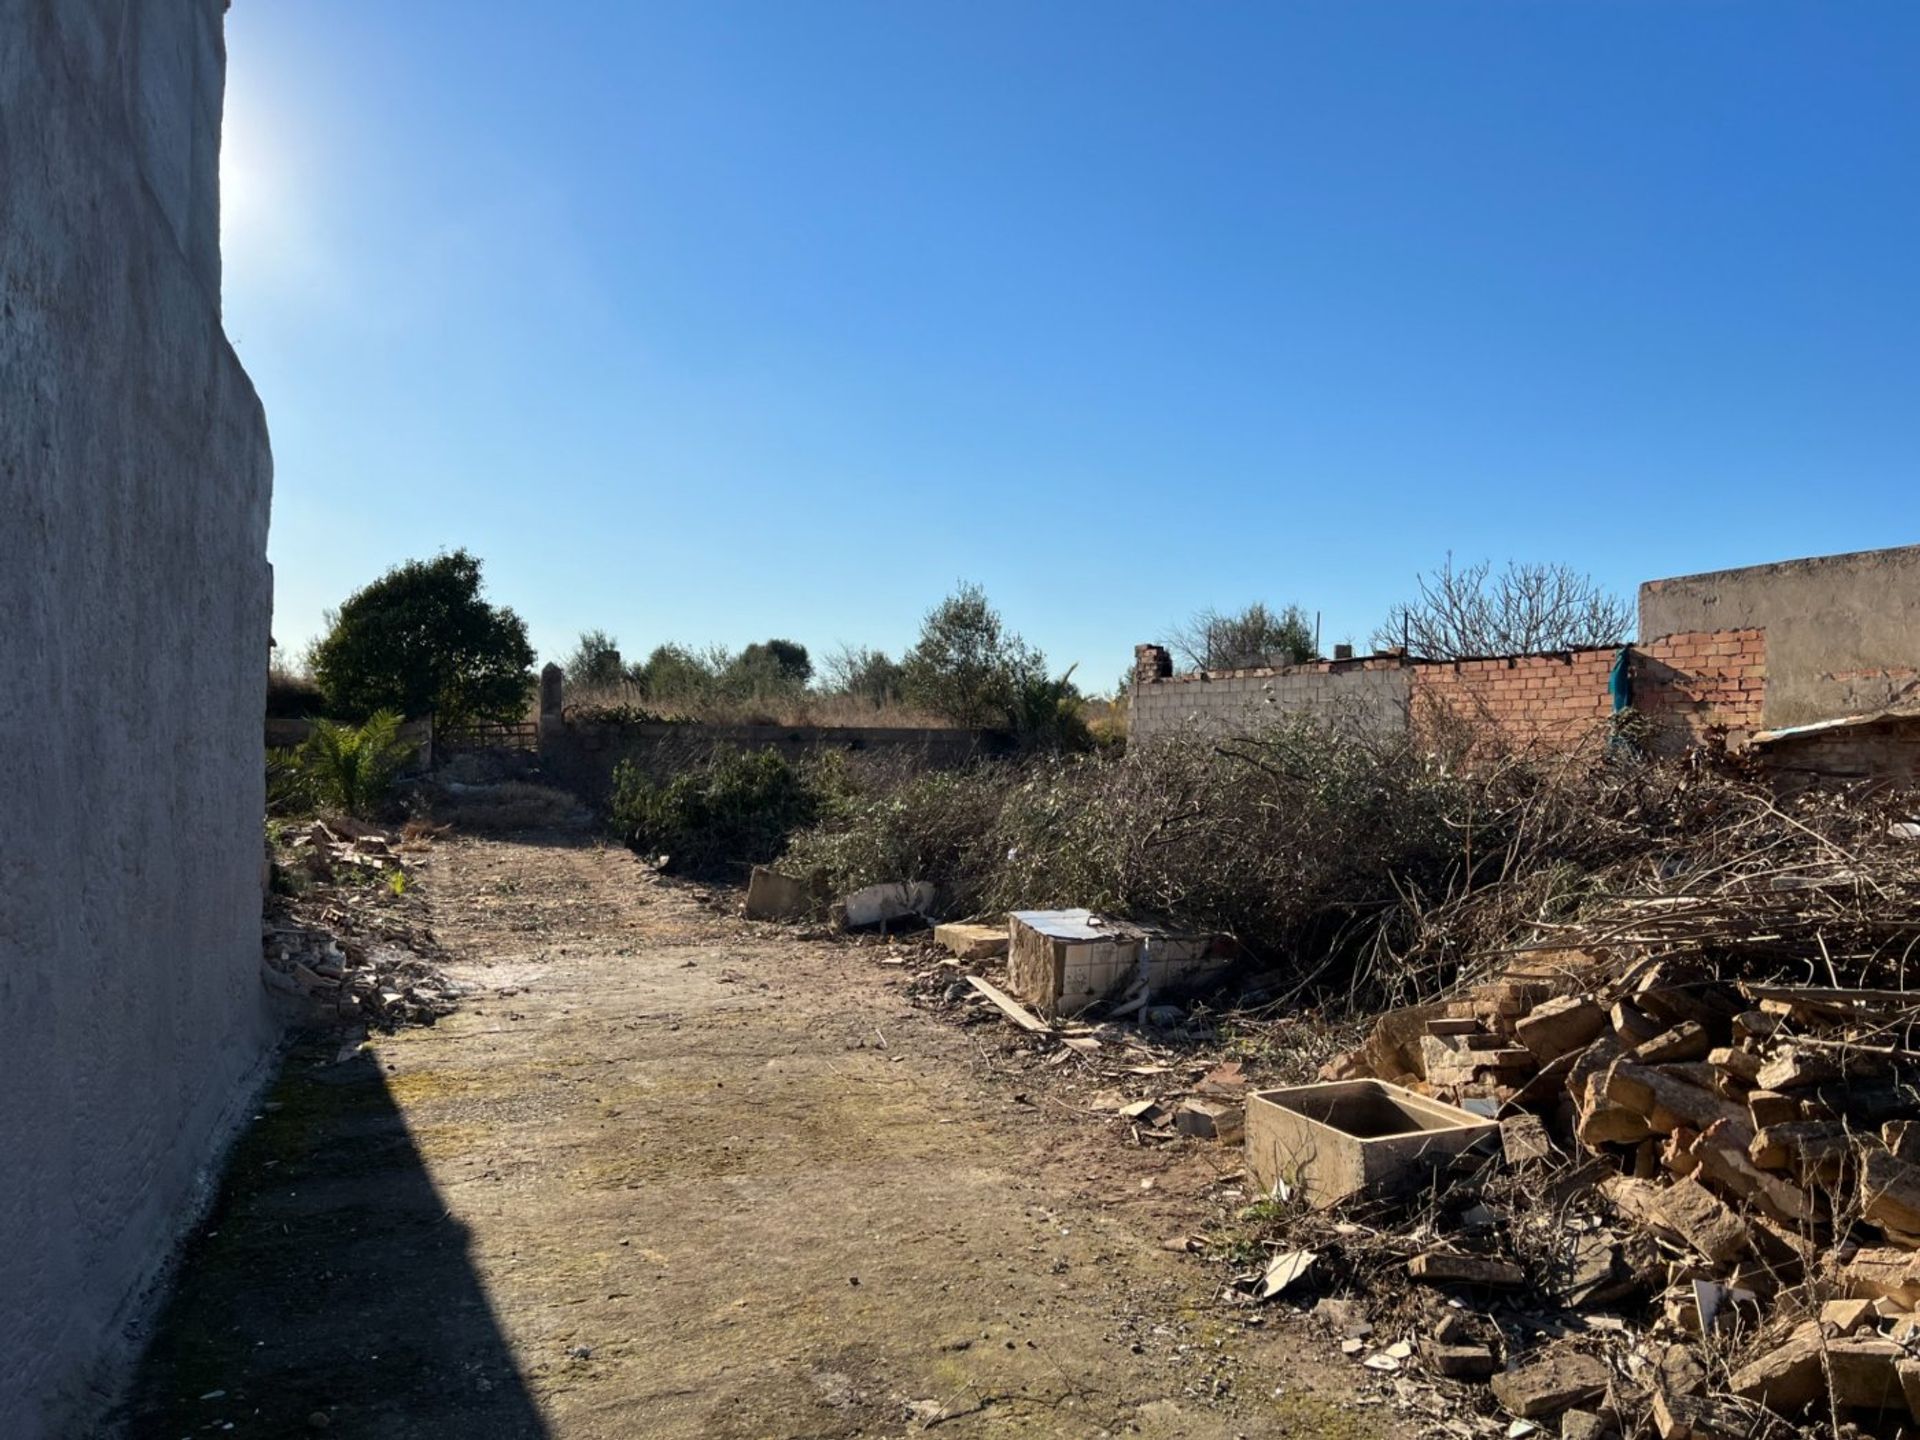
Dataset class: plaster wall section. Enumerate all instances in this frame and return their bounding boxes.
[1640,546,1920,729]
[0,4,277,1434]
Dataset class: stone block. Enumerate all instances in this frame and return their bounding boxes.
[932,922,1008,961]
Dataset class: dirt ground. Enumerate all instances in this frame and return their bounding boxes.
[122,833,1401,1439]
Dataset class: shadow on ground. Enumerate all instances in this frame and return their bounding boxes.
[118,1039,547,1439]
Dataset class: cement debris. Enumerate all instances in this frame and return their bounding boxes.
[260,818,461,1030]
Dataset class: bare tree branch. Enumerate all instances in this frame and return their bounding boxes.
[1373,556,1632,659]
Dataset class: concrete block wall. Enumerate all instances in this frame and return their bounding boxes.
[1129,662,1414,741]
[0,4,277,1435]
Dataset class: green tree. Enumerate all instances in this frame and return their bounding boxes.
[633,643,720,702]
[1008,663,1093,753]
[901,582,1044,728]
[724,638,812,695]
[310,551,534,726]
[562,629,626,688]
[1168,602,1317,671]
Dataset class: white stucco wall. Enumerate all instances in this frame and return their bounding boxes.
[0,3,278,1434]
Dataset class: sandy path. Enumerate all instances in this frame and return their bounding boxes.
[123,833,1390,1439]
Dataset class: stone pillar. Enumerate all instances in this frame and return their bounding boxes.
[538,662,564,743]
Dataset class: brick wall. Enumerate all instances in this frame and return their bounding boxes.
[1411,649,1620,750]
[1631,629,1768,750]
[1756,716,1920,793]
[1130,629,1767,754]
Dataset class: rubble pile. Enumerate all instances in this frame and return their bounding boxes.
[261,819,461,1029]
[1298,941,1920,1438]
[816,780,1920,1436]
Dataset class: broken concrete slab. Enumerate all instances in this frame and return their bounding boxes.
[1689,1119,1815,1226]
[1652,1177,1749,1265]
[1825,1335,1909,1409]
[1603,1061,1744,1135]
[1426,1341,1497,1379]
[840,881,937,929]
[1408,1251,1526,1288]
[1502,1112,1554,1165]
[1516,996,1606,1063]
[1821,1297,1877,1336]
[1489,1351,1609,1419]
[1729,1319,1824,1409]
[1650,1390,1748,1440]
[1840,1248,1920,1307]
[1861,1149,1920,1235]
[744,865,816,920]
[1900,1358,1920,1424]
[1174,1098,1243,1143]
[1631,1020,1712,1065]
[1561,1408,1615,1440]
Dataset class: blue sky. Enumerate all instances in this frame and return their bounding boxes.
[226,1,1920,691]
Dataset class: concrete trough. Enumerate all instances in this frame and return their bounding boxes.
[1246,1080,1499,1208]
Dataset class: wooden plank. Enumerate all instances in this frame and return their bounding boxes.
[967,975,1050,1033]
[1743,984,1919,1009]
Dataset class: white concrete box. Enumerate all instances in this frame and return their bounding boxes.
[1246,1080,1499,1208]
[1008,910,1140,1017]
[1006,909,1227,1018]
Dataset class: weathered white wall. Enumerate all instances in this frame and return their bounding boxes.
[1640,546,1920,729]
[1130,667,1413,741]
[0,3,278,1435]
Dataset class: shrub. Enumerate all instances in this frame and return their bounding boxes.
[609,748,828,876]
[727,639,811,691]
[292,709,416,818]
[1007,665,1093,754]
[820,644,906,709]
[782,766,1015,911]
[780,716,1489,998]
[632,643,723,704]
